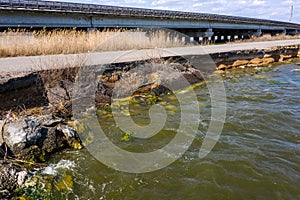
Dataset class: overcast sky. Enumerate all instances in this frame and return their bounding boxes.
[57,0,300,23]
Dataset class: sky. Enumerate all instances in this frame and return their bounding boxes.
[56,0,300,23]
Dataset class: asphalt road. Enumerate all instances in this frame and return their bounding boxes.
[1,39,300,73]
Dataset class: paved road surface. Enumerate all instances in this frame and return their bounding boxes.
[1,39,300,73]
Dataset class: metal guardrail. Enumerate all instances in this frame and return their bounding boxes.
[1,0,300,29]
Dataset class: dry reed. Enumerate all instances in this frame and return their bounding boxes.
[232,33,300,43]
[0,28,186,58]
[1,29,299,58]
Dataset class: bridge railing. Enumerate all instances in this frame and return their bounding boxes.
[1,0,300,29]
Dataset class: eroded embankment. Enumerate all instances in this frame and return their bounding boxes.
[0,44,299,199]
[1,45,299,113]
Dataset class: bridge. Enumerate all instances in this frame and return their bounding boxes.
[1,0,300,43]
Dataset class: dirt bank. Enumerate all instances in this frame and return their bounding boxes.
[1,44,299,112]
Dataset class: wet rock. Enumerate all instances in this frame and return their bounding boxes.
[217,64,231,70]
[2,115,82,162]
[3,118,44,154]
[232,60,249,68]
[261,57,275,65]
[279,55,293,62]
[182,69,203,85]
[246,57,275,67]
[0,161,28,199]
[98,61,204,98]
[14,161,75,199]
[14,175,54,200]
[263,54,273,58]
[109,73,120,82]
[249,58,263,65]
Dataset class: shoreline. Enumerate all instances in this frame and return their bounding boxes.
[0,41,299,114]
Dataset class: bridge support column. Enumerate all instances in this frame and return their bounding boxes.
[182,36,191,44]
[213,35,218,43]
[225,35,232,42]
[253,29,262,37]
[202,37,209,45]
[194,36,200,43]
[203,28,214,44]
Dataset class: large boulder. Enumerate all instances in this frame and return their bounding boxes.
[99,61,204,99]
[2,115,82,162]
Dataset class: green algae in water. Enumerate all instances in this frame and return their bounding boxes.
[14,173,74,200]
[76,123,94,146]
[121,131,135,142]
[14,175,53,200]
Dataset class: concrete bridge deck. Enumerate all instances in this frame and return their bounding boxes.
[1,0,300,42]
[1,39,300,73]
[1,0,299,28]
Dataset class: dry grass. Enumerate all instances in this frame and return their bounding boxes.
[232,33,300,43]
[1,28,299,58]
[0,28,186,58]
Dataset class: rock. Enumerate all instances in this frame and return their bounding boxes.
[248,57,275,66]
[109,73,120,82]
[0,161,28,199]
[182,69,203,85]
[217,64,231,70]
[232,60,249,68]
[263,54,272,58]
[150,82,159,90]
[17,171,27,186]
[14,164,76,199]
[249,58,263,65]
[2,115,82,162]
[279,55,293,62]
[3,118,44,154]
[107,61,204,98]
[46,86,69,106]
[261,57,275,65]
